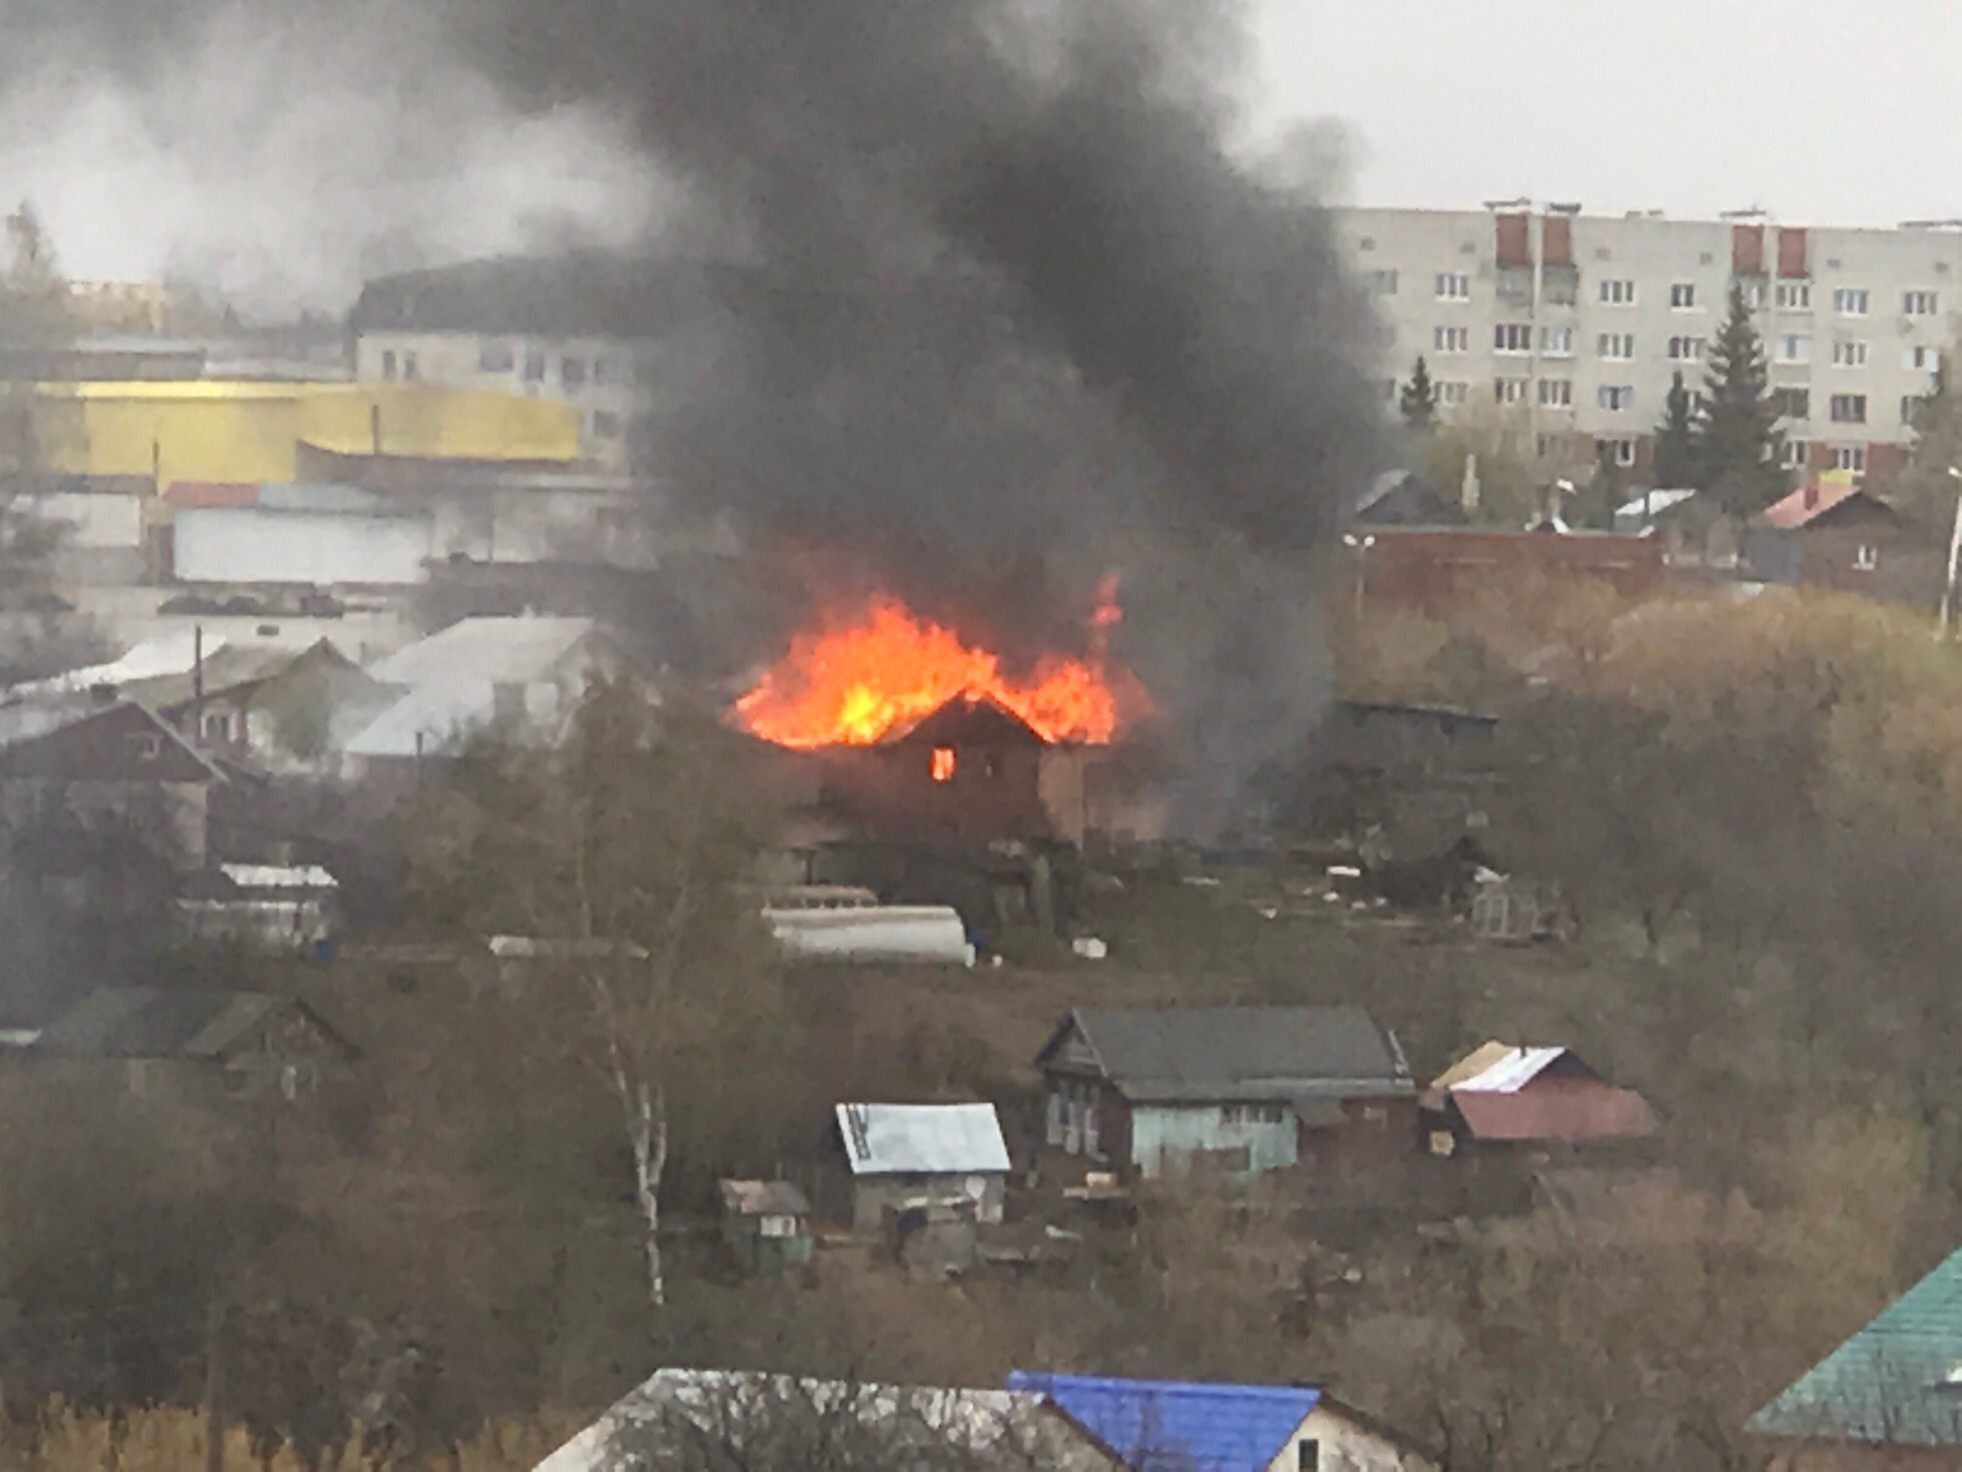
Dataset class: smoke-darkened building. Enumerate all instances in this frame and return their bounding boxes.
[816,693,1085,845]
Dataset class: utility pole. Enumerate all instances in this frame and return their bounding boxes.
[202,1299,227,1472]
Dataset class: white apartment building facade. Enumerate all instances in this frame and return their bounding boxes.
[1337,205,1962,486]
[347,255,696,471]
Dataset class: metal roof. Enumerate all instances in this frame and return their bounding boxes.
[1049,1005,1414,1104]
[365,616,599,688]
[535,1368,1105,1472]
[1749,1247,1962,1447]
[219,864,338,891]
[1007,1372,1319,1472]
[834,1102,1010,1176]
[33,987,295,1060]
[719,1179,812,1218]
[1439,1044,1570,1094]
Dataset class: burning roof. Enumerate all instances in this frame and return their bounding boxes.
[732,589,1140,749]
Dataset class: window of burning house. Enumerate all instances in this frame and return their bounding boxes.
[931,747,956,782]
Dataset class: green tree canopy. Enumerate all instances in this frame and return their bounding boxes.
[1699,282,1785,521]
[1399,355,1436,432]
[1653,369,1701,490]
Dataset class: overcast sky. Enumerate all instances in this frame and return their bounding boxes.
[1251,0,1962,227]
[12,0,1962,308]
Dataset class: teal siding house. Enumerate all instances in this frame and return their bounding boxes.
[1035,1005,1417,1180]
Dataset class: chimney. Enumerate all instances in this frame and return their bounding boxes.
[88,682,118,706]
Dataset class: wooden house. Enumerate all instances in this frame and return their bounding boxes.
[1035,1005,1418,1180]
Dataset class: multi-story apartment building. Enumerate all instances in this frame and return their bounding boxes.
[347,255,699,470]
[1337,204,1962,487]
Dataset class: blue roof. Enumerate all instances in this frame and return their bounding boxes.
[1007,1371,1319,1471]
[1748,1247,1962,1447]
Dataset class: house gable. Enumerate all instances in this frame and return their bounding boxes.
[0,701,221,785]
[1035,1011,1105,1077]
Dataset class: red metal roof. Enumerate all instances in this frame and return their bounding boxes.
[164,481,260,509]
[1759,476,1866,529]
[1450,1076,1658,1142]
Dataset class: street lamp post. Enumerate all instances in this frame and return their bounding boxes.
[1342,533,1376,621]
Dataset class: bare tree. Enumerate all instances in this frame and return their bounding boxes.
[403,679,788,1310]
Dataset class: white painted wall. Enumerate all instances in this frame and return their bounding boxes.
[1269,1404,1435,1472]
[174,508,433,586]
[353,329,651,469]
[31,491,145,550]
[1341,206,1959,466]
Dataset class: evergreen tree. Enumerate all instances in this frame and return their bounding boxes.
[1652,370,1700,489]
[1399,355,1437,431]
[1893,359,1962,526]
[1699,282,1785,521]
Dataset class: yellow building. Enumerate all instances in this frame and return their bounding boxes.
[34,380,582,488]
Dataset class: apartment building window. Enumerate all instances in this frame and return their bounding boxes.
[1833,287,1869,316]
[1741,280,1767,309]
[1599,279,1636,305]
[523,349,547,383]
[1831,339,1868,368]
[1907,344,1941,372]
[1434,325,1470,355]
[1905,290,1939,316]
[593,410,623,438]
[479,340,515,373]
[1670,283,1698,309]
[401,351,419,382]
[1903,394,1930,427]
[1539,378,1573,408]
[1368,269,1399,296]
[1493,378,1529,405]
[380,349,397,381]
[1597,332,1635,360]
[1829,393,1867,423]
[1773,388,1810,420]
[1775,281,1812,310]
[1667,336,1707,362]
[562,356,588,388]
[1777,334,1811,364]
[1435,381,1469,407]
[1494,323,1533,355]
[1435,273,1471,301]
[1540,326,1574,357]
[1831,444,1867,473]
[1597,385,1635,411]
[1600,437,1637,468]
[591,357,609,386]
[1782,439,1809,469]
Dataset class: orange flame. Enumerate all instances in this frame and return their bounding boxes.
[735,588,1135,748]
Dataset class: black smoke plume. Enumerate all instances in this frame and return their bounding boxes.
[469,0,1389,830]
[6,0,1389,831]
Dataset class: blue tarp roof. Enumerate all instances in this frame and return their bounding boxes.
[1007,1371,1319,1471]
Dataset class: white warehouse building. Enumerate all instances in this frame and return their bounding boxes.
[1336,204,1962,486]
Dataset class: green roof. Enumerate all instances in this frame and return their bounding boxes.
[1748,1248,1962,1447]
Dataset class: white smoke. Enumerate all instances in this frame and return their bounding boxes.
[0,2,666,317]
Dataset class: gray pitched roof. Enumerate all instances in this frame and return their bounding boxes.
[34,987,347,1061]
[1748,1247,1962,1447]
[1048,1005,1414,1103]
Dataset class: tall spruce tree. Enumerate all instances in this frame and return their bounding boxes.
[1399,355,1437,431]
[1652,370,1700,489]
[1892,359,1962,527]
[1699,282,1785,521]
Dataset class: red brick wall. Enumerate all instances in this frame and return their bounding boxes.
[1495,213,1531,268]
[1733,223,1766,276]
[1778,226,1809,278]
